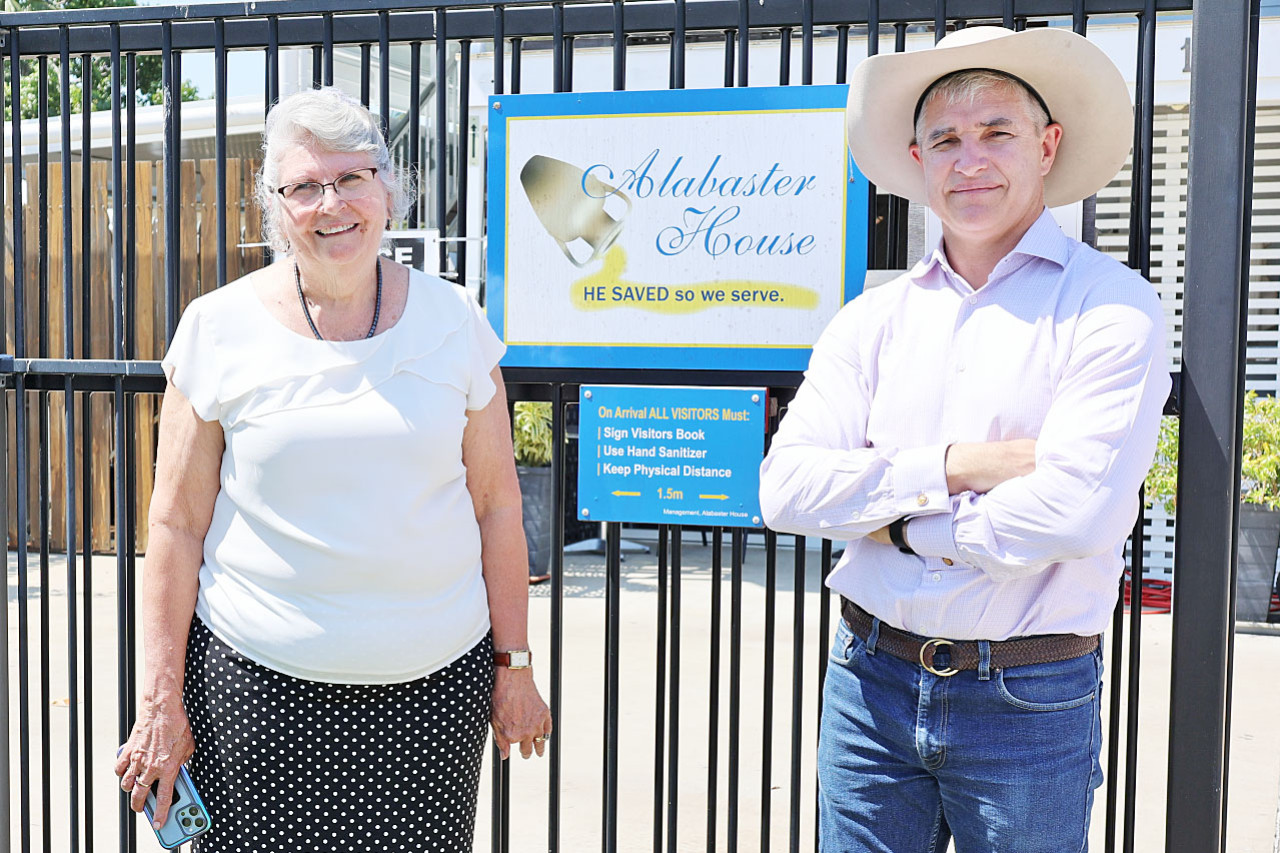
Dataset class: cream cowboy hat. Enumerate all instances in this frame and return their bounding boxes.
[845,25,1132,208]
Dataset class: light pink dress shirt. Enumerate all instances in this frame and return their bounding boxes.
[759,209,1170,640]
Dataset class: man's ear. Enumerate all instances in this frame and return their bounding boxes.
[1040,122,1064,177]
[909,142,924,167]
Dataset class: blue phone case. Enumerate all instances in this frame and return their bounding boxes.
[143,765,212,849]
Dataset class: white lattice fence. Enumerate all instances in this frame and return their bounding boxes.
[1096,103,1280,579]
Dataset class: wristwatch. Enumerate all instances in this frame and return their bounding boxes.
[888,517,917,556]
[493,650,532,669]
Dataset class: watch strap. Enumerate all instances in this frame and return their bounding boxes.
[493,650,532,669]
[888,517,916,555]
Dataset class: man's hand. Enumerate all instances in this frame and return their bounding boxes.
[945,439,1037,495]
[867,526,893,546]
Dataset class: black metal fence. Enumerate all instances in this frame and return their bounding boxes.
[0,1,1262,852]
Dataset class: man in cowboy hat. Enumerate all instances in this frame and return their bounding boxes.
[760,25,1169,852]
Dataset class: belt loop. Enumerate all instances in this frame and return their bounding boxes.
[867,618,880,655]
[978,640,992,681]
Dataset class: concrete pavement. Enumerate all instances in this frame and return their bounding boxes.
[7,536,1279,852]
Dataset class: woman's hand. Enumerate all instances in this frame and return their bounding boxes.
[113,694,195,830]
[491,668,552,760]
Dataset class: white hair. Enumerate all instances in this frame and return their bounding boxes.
[913,69,1051,145]
[255,86,415,253]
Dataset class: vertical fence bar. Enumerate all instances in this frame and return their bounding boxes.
[215,18,228,287]
[727,530,744,853]
[885,23,908,268]
[724,30,735,88]
[562,35,574,90]
[665,529,683,853]
[0,32,7,831]
[36,50,54,853]
[552,3,564,92]
[612,0,625,90]
[322,11,334,85]
[1003,0,1015,30]
[1167,0,1260,851]
[814,539,833,850]
[4,30,28,843]
[78,48,95,849]
[9,30,24,360]
[511,37,522,94]
[652,525,669,853]
[493,7,505,96]
[603,522,621,853]
[1105,573,1126,853]
[788,537,806,853]
[161,24,178,340]
[706,528,723,853]
[736,0,748,87]
[800,0,813,85]
[672,0,685,90]
[549,384,565,853]
[16,369,30,853]
[434,8,448,274]
[934,0,946,41]
[456,39,470,287]
[126,52,137,360]
[863,2,877,266]
[58,26,82,853]
[311,45,321,88]
[359,43,372,107]
[10,41,30,853]
[1119,10,1157,851]
[408,42,421,228]
[760,529,778,853]
[266,15,279,110]
[835,23,849,83]
[379,10,390,139]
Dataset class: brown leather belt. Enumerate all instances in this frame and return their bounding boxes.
[840,598,1099,676]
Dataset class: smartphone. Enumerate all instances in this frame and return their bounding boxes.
[142,765,212,849]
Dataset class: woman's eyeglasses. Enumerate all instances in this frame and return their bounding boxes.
[276,167,379,206]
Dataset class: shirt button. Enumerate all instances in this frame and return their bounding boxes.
[956,363,966,372]
[851,511,861,520]
[942,558,954,566]
[931,572,942,582]
[917,494,929,507]
[968,295,977,305]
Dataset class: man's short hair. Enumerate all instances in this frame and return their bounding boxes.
[913,69,1053,145]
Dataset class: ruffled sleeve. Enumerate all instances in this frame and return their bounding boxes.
[161,299,222,423]
[465,293,507,411]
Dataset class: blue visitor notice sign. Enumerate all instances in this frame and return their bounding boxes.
[578,385,766,528]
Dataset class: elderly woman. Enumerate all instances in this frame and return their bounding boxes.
[112,86,551,851]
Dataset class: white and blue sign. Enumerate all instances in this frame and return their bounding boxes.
[578,385,766,527]
[487,85,867,372]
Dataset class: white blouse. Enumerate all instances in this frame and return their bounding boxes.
[161,268,506,684]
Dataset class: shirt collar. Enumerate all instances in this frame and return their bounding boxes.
[909,207,1072,283]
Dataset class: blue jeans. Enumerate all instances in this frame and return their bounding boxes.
[818,616,1104,853]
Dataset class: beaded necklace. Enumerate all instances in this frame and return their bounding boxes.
[294,260,383,341]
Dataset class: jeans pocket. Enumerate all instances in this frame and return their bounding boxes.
[828,619,861,666]
[995,652,1100,712]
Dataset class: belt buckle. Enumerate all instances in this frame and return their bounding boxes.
[920,638,958,677]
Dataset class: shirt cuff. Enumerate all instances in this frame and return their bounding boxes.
[906,513,961,564]
[892,444,950,515]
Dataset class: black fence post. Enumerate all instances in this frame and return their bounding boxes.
[1166,1,1261,851]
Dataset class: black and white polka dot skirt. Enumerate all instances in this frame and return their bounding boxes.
[182,617,494,852]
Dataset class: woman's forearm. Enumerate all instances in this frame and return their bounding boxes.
[140,522,204,703]
[478,505,531,652]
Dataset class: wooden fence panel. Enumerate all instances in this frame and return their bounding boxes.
[6,158,266,553]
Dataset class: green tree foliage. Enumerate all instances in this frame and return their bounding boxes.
[2,0,199,121]
[1145,391,1280,512]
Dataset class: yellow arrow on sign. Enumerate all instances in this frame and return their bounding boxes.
[612,490,641,497]
[700,494,730,500]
